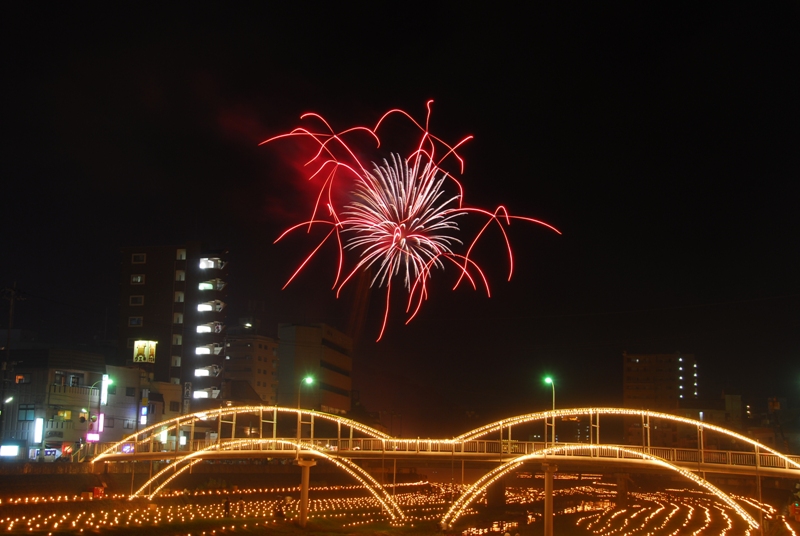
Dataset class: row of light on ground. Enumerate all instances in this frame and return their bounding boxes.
[0,483,788,535]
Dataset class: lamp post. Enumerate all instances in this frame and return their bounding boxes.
[86,375,113,440]
[296,376,314,441]
[543,376,556,536]
[544,377,555,446]
[295,375,315,528]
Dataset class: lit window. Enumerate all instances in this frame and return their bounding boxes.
[175,270,185,282]
[197,300,224,312]
[128,316,143,327]
[196,347,211,355]
[197,325,212,333]
[199,258,224,269]
[18,404,35,421]
[171,355,181,367]
[132,253,146,264]
[173,312,183,324]
[131,274,145,285]
[15,374,31,384]
[193,390,209,399]
[174,291,184,303]
[176,249,186,261]
[129,295,144,306]
[172,334,183,345]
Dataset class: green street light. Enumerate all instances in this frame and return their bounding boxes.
[544,377,555,447]
[297,376,316,447]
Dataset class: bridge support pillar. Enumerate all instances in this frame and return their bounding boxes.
[615,473,630,507]
[486,474,508,509]
[297,458,316,528]
[543,463,557,536]
[91,461,106,474]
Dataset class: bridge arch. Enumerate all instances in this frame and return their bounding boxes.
[455,407,800,471]
[94,405,390,462]
[440,444,759,530]
[131,438,405,521]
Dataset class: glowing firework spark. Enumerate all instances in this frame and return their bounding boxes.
[262,101,560,340]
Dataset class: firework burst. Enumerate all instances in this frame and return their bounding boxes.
[261,101,560,340]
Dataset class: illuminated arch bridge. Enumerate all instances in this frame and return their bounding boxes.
[91,406,800,528]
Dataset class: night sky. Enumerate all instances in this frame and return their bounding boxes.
[2,4,798,436]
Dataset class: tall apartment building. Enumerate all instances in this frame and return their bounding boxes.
[277,323,352,415]
[622,351,698,446]
[225,333,280,405]
[118,242,228,413]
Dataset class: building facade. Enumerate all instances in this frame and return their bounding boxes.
[622,351,699,446]
[225,333,280,405]
[118,243,228,413]
[277,323,352,415]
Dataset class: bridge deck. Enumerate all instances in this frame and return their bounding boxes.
[93,438,800,478]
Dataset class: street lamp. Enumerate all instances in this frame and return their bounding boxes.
[297,376,314,443]
[544,377,555,447]
[86,375,113,440]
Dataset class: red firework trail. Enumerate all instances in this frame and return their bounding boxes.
[261,101,560,340]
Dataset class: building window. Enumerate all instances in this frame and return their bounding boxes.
[128,316,143,327]
[175,270,185,282]
[107,385,117,395]
[199,258,224,269]
[172,334,183,346]
[56,409,72,420]
[124,420,135,429]
[171,355,181,367]
[131,274,145,285]
[173,312,183,324]
[129,295,144,306]
[132,253,146,264]
[169,401,180,412]
[15,373,31,384]
[174,291,184,303]
[176,248,186,260]
[125,387,135,397]
[104,417,114,428]
[18,404,35,421]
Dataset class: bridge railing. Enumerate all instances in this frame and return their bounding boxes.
[91,437,800,475]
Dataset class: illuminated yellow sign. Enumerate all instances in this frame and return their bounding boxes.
[133,340,157,363]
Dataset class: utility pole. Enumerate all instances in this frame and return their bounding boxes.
[1,283,24,440]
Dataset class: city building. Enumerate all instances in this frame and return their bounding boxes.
[622,351,698,446]
[118,243,228,413]
[225,332,280,405]
[0,342,145,460]
[277,323,352,415]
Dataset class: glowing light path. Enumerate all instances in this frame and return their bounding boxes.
[454,407,800,474]
[136,439,405,522]
[439,444,759,529]
[261,102,560,339]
